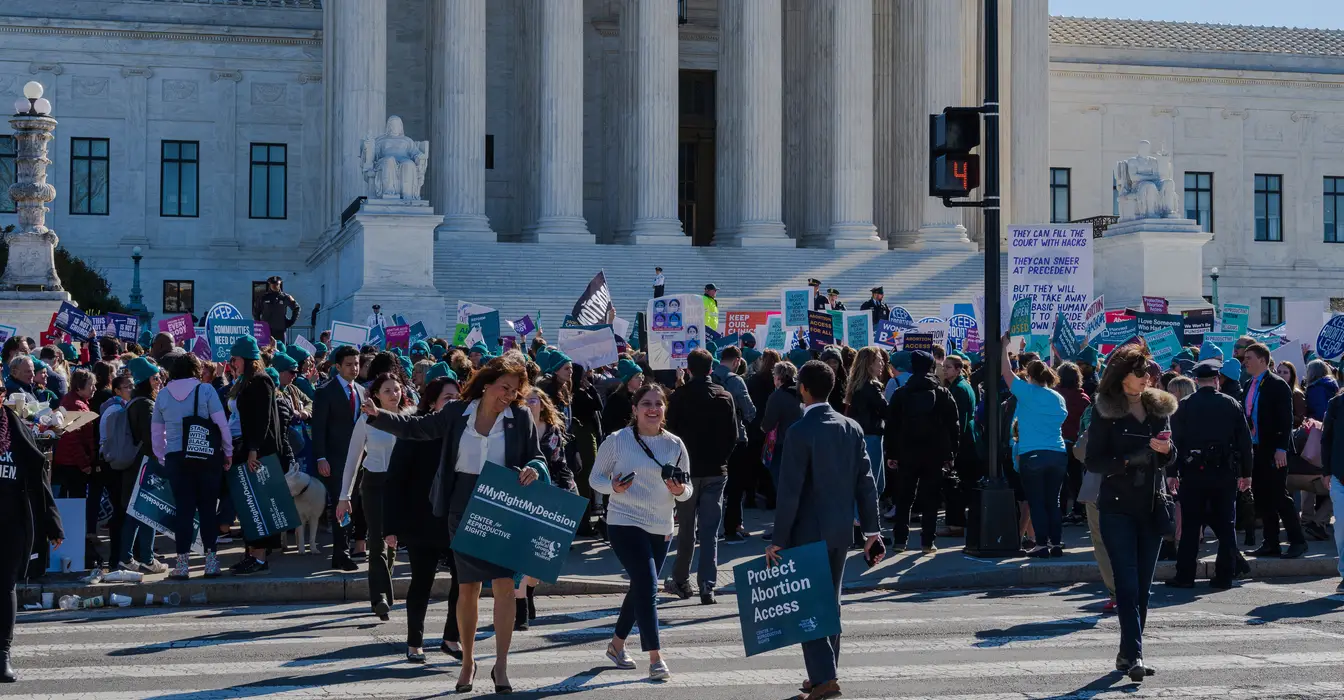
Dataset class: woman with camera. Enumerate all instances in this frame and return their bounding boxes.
[589,383,693,682]
[1084,342,1177,682]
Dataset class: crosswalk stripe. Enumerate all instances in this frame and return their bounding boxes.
[12,650,1344,683]
[12,625,1330,659]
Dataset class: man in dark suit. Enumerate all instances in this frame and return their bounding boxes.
[311,344,365,571]
[768,360,883,700]
[1241,342,1307,559]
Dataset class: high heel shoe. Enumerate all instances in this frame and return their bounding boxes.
[491,666,513,694]
[455,661,476,693]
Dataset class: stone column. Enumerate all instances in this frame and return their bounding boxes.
[532,0,591,242]
[918,0,975,249]
[334,0,386,218]
[720,0,791,246]
[799,0,832,246]
[884,0,925,248]
[825,0,883,248]
[628,0,686,243]
[1010,0,1050,226]
[715,0,741,243]
[432,0,494,239]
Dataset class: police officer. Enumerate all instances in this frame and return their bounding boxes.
[809,279,828,310]
[860,287,890,324]
[1166,358,1253,589]
[826,288,846,311]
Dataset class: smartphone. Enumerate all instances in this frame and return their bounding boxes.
[339,512,352,528]
[617,472,636,485]
[1156,430,1171,441]
[864,537,886,568]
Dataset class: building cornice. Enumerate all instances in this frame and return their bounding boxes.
[1051,63,1344,90]
[590,18,718,43]
[0,16,321,46]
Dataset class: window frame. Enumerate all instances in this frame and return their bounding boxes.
[251,280,269,315]
[159,140,200,218]
[162,280,195,315]
[0,135,15,214]
[1254,173,1283,242]
[1184,171,1214,233]
[1261,296,1284,327]
[70,137,110,216]
[1326,176,1344,243]
[1050,167,1071,223]
[248,142,288,220]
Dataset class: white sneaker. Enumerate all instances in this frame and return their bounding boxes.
[648,659,670,681]
[605,643,636,670]
[140,558,170,575]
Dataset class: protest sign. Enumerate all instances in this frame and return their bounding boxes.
[558,325,619,369]
[385,324,411,349]
[1271,341,1306,373]
[763,315,787,351]
[612,316,630,340]
[207,319,253,362]
[48,499,87,573]
[53,301,94,341]
[367,325,386,349]
[1099,316,1137,346]
[781,289,811,328]
[1008,223,1093,334]
[107,312,140,343]
[1142,296,1169,314]
[888,306,916,329]
[733,541,842,657]
[1204,332,1238,361]
[206,302,245,322]
[89,315,109,338]
[330,321,370,349]
[408,321,429,345]
[456,300,495,326]
[571,271,614,326]
[451,462,588,583]
[903,333,934,353]
[157,314,195,344]
[717,332,741,349]
[127,457,199,548]
[1285,301,1327,350]
[874,320,901,348]
[464,326,486,350]
[1221,303,1250,336]
[916,317,949,350]
[1052,312,1082,361]
[1084,296,1106,344]
[1008,297,1033,337]
[807,311,835,349]
[513,315,536,337]
[646,294,705,369]
[947,314,977,351]
[629,313,643,351]
[1180,308,1215,347]
[468,310,502,350]
[843,311,872,348]
[725,311,772,336]
[251,322,271,348]
[451,323,470,345]
[191,337,211,361]
[1136,312,1183,343]
[226,454,300,541]
[0,324,15,344]
[1317,316,1344,360]
[1143,327,1182,368]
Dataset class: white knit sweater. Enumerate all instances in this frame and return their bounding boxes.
[589,427,693,536]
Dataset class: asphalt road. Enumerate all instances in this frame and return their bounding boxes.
[7,578,1344,699]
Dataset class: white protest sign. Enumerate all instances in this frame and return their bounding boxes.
[330,321,370,348]
[293,335,317,356]
[558,326,620,369]
[463,326,485,349]
[1008,223,1093,335]
[612,316,631,340]
[1285,301,1326,351]
[456,300,495,325]
[646,294,705,369]
[916,317,949,350]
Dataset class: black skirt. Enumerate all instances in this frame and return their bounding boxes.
[446,471,515,584]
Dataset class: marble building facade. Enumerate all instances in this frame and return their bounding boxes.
[0,1,1342,333]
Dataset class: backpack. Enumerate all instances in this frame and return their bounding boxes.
[100,398,144,471]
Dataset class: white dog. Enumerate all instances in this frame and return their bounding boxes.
[285,470,328,555]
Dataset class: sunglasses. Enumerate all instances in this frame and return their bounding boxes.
[525,397,541,406]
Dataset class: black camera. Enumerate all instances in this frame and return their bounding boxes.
[661,463,688,485]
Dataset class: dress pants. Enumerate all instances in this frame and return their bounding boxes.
[672,475,726,594]
[360,471,395,607]
[405,543,459,647]
[1251,447,1306,547]
[1174,478,1237,582]
[320,470,351,561]
[723,442,753,537]
[1098,511,1162,663]
[1,524,21,658]
[801,546,848,686]
[891,462,940,548]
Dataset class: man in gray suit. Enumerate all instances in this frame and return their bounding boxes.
[767,360,883,700]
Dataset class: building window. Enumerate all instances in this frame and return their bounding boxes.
[1254,174,1282,242]
[1261,297,1284,327]
[1184,171,1213,232]
[70,137,110,215]
[249,143,286,219]
[163,280,195,315]
[251,281,269,315]
[1050,168,1071,223]
[485,134,494,170]
[1326,177,1344,243]
[160,140,199,217]
[0,136,15,214]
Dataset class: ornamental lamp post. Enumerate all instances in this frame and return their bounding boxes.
[126,245,153,329]
[0,81,61,292]
[1210,266,1220,319]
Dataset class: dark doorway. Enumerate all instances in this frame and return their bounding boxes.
[679,70,715,246]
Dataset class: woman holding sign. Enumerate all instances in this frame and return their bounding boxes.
[225,337,290,577]
[589,384,693,682]
[362,356,547,694]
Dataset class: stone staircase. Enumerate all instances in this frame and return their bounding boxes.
[432,240,999,333]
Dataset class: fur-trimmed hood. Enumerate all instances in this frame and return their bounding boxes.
[1093,388,1178,421]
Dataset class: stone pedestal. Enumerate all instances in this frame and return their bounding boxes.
[0,292,70,339]
[1095,219,1212,312]
[313,200,447,334]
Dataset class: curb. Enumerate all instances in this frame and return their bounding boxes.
[19,555,1334,606]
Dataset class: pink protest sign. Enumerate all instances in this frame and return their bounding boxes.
[385,324,411,349]
[158,314,196,344]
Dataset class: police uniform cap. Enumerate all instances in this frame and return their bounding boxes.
[1191,358,1222,379]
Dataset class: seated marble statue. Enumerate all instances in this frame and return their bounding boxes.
[361,115,429,200]
[1114,140,1181,221]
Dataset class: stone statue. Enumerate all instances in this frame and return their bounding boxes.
[1114,140,1182,221]
[360,115,429,201]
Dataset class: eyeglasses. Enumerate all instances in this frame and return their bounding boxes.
[525,397,541,406]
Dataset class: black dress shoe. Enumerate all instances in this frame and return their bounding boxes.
[373,596,390,621]
[406,649,426,664]
[1249,544,1281,557]
[1164,578,1195,589]
[332,556,359,572]
[1235,556,1252,578]
[1,652,15,683]
[1282,542,1309,559]
[700,591,717,605]
[1208,578,1233,590]
[491,666,512,694]
[514,598,529,631]
[526,585,537,621]
[440,641,464,660]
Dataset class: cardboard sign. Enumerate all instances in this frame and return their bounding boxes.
[807,311,835,349]
[1181,308,1216,347]
[451,462,588,583]
[53,302,94,341]
[1317,316,1344,360]
[456,300,495,326]
[293,335,318,356]
[781,289,811,328]
[915,317,949,350]
[158,314,195,344]
[207,319,253,362]
[385,324,411,349]
[1142,296,1169,314]
[843,311,871,349]
[725,311,773,337]
[733,541,843,657]
[48,498,87,573]
[330,321,370,349]
[557,325,620,369]
[226,454,300,541]
[1008,223,1094,334]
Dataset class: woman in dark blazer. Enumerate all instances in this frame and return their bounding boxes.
[364,356,547,694]
[1,395,65,683]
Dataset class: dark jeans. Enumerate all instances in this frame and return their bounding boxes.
[113,466,155,566]
[892,463,940,548]
[406,543,459,646]
[802,546,847,685]
[1,528,20,656]
[360,471,394,607]
[1176,479,1238,582]
[1020,450,1068,547]
[320,470,351,561]
[672,475,726,593]
[610,525,671,651]
[1252,447,1306,547]
[165,452,221,555]
[1098,510,1163,662]
[723,442,752,536]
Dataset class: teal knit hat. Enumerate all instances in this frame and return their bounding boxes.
[411,340,431,358]
[469,342,489,356]
[540,348,572,375]
[313,341,329,356]
[616,357,642,384]
[391,346,404,357]
[271,352,298,373]
[264,367,280,385]
[230,335,261,361]
[274,340,287,356]
[425,362,457,383]
[58,342,79,362]
[430,344,446,360]
[29,355,47,372]
[399,355,413,375]
[286,344,311,367]
[128,356,159,385]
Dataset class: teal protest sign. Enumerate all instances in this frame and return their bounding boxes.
[843,311,871,349]
[207,319,254,362]
[1026,333,1052,359]
[1052,311,1081,361]
[127,457,199,546]
[1204,332,1238,360]
[1009,297,1033,337]
[733,541,842,657]
[409,321,429,345]
[1136,312,1184,344]
[226,454,300,541]
[469,310,502,351]
[452,462,588,583]
[782,289,811,328]
[764,315,787,351]
[1143,327,1182,368]
[367,325,386,348]
[1221,303,1250,336]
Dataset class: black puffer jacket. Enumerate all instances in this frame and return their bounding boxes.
[1085,388,1178,518]
[884,374,959,468]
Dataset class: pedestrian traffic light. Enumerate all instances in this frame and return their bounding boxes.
[929,107,981,198]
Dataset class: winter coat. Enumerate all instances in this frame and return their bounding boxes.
[711,363,756,443]
[846,380,886,436]
[53,392,97,471]
[1085,388,1178,518]
[1057,386,1092,443]
[884,374,959,468]
[1,406,64,576]
[383,415,450,548]
[666,376,738,478]
[1306,377,1338,423]
[253,290,300,339]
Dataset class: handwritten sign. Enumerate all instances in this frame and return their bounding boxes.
[1008,224,1094,335]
